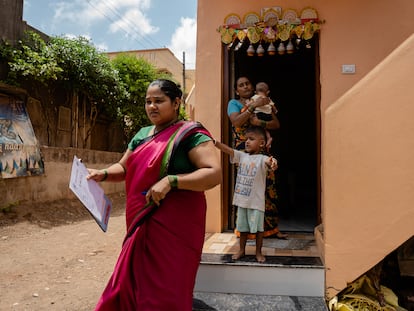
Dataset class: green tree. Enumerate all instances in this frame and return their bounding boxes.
[1,31,128,106]
[110,53,157,138]
[49,36,127,112]
[0,32,66,144]
[48,35,129,146]
[0,31,188,147]
[1,32,62,85]
[111,53,189,140]
[0,31,128,147]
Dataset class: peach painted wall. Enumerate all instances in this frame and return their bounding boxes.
[197,0,414,298]
[324,35,414,298]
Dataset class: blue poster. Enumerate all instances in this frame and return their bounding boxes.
[0,93,44,178]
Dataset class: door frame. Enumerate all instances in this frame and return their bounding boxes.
[220,36,322,231]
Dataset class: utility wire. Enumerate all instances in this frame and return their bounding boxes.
[86,0,183,70]
[99,0,164,50]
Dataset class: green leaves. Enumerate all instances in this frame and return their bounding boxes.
[0,31,181,142]
[1,32,62,84]
[48,35,129,108]
[0,31,128,107]
[111,53,157,136]
[111,53,179,139]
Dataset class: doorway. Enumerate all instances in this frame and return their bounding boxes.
[223,36,321,233]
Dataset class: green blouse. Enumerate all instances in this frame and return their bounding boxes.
[128,125,211,174]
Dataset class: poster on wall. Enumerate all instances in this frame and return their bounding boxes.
[0,93,44,178]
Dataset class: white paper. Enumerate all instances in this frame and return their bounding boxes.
[69,155,111,231]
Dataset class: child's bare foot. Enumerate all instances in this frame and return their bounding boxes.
[256,253,266,263]
[232,251,245,260]
[276,232,288,239]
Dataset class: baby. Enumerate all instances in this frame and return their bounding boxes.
[250,82,277,151]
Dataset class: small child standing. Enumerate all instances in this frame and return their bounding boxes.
[250,82,278,151]
[214,126,278,263]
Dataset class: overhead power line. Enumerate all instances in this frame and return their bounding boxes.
[97,0,164,49]
[85,0,192,87]
[85,0,185,70]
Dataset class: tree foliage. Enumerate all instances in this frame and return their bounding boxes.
[0,31,188,144]
[111,53,158,138]
[50,36,128,108]
[1,32,62,85]
[111,53,190,139]
[0,32,129,112]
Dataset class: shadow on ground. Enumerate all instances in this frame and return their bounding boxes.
[0,193,126,228]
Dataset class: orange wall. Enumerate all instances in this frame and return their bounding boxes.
[196,0,414,298]
[197,0,414,118]
[324,34,414,298]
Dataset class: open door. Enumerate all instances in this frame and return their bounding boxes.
[222,35,321,233]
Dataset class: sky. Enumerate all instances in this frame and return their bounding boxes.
[22,0,198,69]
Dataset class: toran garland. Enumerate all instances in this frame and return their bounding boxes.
[218,7,324,54]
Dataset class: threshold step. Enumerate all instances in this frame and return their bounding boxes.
[195,254,324,297]
[201,253,323,267]
[193,292,328,311]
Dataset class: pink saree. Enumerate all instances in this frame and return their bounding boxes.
[95,121,211,311]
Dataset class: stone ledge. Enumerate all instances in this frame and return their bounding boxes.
[201,253,323,268]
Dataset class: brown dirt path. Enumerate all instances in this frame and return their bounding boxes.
[0,194,127,310]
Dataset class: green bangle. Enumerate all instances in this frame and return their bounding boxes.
[248,105,255,113]
[260,120,267,128]
[168,175,178,188]
[101,169,108,182]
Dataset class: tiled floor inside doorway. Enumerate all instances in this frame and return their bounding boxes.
[202,232,320,258]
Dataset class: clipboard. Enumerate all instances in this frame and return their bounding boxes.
[69,155,112,232]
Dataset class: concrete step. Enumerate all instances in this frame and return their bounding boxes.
[192,293,328,311]
[195,254,325,297]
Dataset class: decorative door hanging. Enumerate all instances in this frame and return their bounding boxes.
[218,7,323,56]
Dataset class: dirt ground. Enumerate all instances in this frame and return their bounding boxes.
[0,193,128,311]
[2,194,413,311]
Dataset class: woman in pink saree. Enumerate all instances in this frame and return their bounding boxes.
[87,79,221,310]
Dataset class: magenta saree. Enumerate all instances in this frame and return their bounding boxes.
[95,121,211,311]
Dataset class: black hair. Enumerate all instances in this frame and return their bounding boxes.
[234,76,251,90]
[256,81,269,93]
[234,76,253,100]
[149,79,183,102]
[245,125,267,143]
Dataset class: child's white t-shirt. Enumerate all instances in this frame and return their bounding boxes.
[230,150,269,212]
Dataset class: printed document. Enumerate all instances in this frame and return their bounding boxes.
[69,155,111,232]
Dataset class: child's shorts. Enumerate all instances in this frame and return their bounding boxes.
[236,206,264,233]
